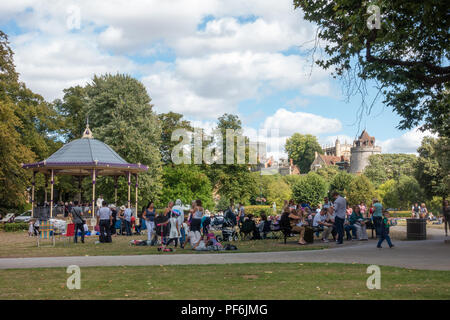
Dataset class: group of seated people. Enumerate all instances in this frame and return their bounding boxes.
[279,201,371,245]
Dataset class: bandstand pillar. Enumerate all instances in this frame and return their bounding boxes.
[31,171,36,218]
[50,169,54,218]
[92,169,96,219]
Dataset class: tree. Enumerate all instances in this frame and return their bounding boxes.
[158,112,193,164]
[395,175,424,210]
[253,173,292,208]
[0,31,61,210]
[377,179,398,209]
[316,165,340,181]
[364,154,417,187]
[58,74,163,204]
[285,133,323,173]
[159,165,214,210]
[346,175,377,206]
[203,113,257,203]
[294,1,450,136]
[415,136,449,200]
[329,171,354,197]
[292,172,327,206]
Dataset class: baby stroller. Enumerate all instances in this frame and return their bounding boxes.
[215,217,239,242]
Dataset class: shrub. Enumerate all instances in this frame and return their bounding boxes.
[292,172,327,207]
[244,205,276,217]
[4,222,29,232]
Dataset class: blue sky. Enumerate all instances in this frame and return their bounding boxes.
[0,0,434,158]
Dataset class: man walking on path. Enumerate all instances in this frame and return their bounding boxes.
[332,191,346,244]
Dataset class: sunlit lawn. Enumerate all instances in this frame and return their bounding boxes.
[0,262,449,300]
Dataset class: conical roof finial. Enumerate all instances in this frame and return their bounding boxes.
[82,117,93,139]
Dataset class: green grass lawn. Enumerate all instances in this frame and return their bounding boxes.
[0,231,327,258]
[0,263,449,299]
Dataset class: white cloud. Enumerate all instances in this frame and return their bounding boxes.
[261,108,341,137]
[378,128,437,154]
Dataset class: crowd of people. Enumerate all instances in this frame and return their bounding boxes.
[26,193,450,248]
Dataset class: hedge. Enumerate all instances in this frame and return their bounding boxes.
[244,205,277,217]
[3,222,29,232]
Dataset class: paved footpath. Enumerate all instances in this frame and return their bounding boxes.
[0,237,448,271]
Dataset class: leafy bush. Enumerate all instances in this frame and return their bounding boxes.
[4,222,29,232]
[292,172,327,206]
[244,205,277,217]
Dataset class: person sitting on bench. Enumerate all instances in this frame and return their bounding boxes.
[289,208,308,245]
[313,208,333,243]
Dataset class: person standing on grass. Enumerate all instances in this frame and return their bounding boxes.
[143,201,156,243]
[332,191,346,244]
[172,199,185,247]
[377,211,394,248]
[70,200,85,244]
[97,201,112,243]
[123,205,133,236]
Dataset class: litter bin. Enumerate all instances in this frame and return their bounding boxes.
[406,218,427,240]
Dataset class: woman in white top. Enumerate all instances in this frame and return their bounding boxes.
[190,199,203,234]
[161,211,180,250]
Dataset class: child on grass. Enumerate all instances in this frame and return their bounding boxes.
[377,211,394,249]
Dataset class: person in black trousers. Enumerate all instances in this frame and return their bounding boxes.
[70,201,85,244]
[97,201,112,243]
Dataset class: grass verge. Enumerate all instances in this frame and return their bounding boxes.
[0,262,448,299]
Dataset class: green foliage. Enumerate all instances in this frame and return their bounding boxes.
[0,31,61,210]
[285,133,323,173]
[346,175,377,206]
[294,1,450,136]
[315,165,340,181]
[4,222,28,232]
[158,112,193,164]
[204,113,258,203]
[377,179,399,209]
[329,171,354,197]
[244,205,276,217]
[415,136,449,200]
[292,172,327,206]
[57,74,163,205]
[428,196,444,215]
[364,154,417,187]
[252,174,292,208]
[158,165,214,210]
[282,174,303,187]
[395,176,424,210]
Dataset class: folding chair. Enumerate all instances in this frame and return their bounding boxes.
[37,221,55,247]
[61,223,75,246]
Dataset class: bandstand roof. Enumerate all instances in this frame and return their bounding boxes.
[22,125,148,176]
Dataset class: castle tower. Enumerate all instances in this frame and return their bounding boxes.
[349,130,381,174]
[335,138,341,158]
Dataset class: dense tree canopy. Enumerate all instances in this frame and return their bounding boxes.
[294,0,449,136]
[292,172,327,206]
[0,31,61,211]
[285,133,323,173]
[346,175,377,206]
[57,74,163,204]
[364,153,417,187]
[158,112,193,164]
[415,136,449,200]
[328,171,354,197]
[159,164,213,210]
